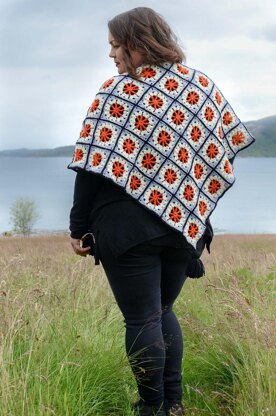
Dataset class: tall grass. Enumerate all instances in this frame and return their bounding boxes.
[0,234,275,415]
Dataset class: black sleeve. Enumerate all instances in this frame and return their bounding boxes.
[69,170,102,239]
[194,217,214,257]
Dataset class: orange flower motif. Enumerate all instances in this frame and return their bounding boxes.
[157,130,171,147]
[224,160,232,174]
[148,95,164,109]
[199,201,207,216]
[135,115,150,132]
[101,78,114,89]
[205,106,214,122]
[149,189,163,206]
[112,161,125,177]
[123,138,136,154]
[109,102,124,118]
[74,148,83,162]
[80,124,91,138]
[164,168,177,184]
[232,131,245,146]
[199,76,209,87]
[141,67,157,78]
[130,175,141,191]
[165,79,179,92]
[186,91,199,105]
[178,147,189,163]
[194,163,204,179]
[177,64,189,75]
[169,206,182,223]
[188,222,199,238]
[171,109,185,125]
[99,127,112,142]
[206,143,219,159]
[142,152,156,169]
[208,179,221,194]
[92,152,102,167]
[183,184,194,201]
[123,82,139,96]
[215,91,222,105]
[191,126,202,142]
[223,111,233,126]
[89,98,100,113]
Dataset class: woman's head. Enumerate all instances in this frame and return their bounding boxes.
[108,7,185,77]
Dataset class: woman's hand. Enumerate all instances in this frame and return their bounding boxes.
[70,238,91,256]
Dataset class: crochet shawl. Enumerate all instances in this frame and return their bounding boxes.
[68,62,255,248]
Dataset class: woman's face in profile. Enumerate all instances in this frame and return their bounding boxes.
[108,31,144,74]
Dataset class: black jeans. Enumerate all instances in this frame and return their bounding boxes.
[98,233,192,407]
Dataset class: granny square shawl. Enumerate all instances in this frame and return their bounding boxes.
[68,62,255,248]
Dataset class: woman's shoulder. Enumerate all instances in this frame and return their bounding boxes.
[97,61,216,92]
[90,61,222,122]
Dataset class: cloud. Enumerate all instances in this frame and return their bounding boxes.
[0,0,110,68]
[2,0,274,68]
[262,24,276,42]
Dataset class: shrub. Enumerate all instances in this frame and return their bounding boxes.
[9,198,40,236]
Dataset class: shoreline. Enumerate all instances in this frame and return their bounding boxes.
[1,232,275,239]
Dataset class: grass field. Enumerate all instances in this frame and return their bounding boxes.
[0,234,275,415]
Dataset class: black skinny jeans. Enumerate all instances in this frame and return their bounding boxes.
[98,233,192,407]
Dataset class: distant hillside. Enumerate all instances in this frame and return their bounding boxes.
[241,114,276,157]
[0,115,275,157]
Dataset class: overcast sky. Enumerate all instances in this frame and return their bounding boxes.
[0,0,275,150]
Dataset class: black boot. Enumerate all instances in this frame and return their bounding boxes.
[133,399,166,416]
[164,402,185,416]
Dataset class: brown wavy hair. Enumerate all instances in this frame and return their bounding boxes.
[108,7,185,78]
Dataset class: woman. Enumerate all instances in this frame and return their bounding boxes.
[68,7,254,416]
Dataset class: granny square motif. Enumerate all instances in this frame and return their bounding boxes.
[68,62,255,247]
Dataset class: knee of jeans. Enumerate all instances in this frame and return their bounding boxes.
[123,309,162,328]
[161,304,173,315]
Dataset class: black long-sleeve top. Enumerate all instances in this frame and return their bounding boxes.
[69,170,213,260]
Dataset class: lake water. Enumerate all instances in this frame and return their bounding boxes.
[0,157,275,234]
